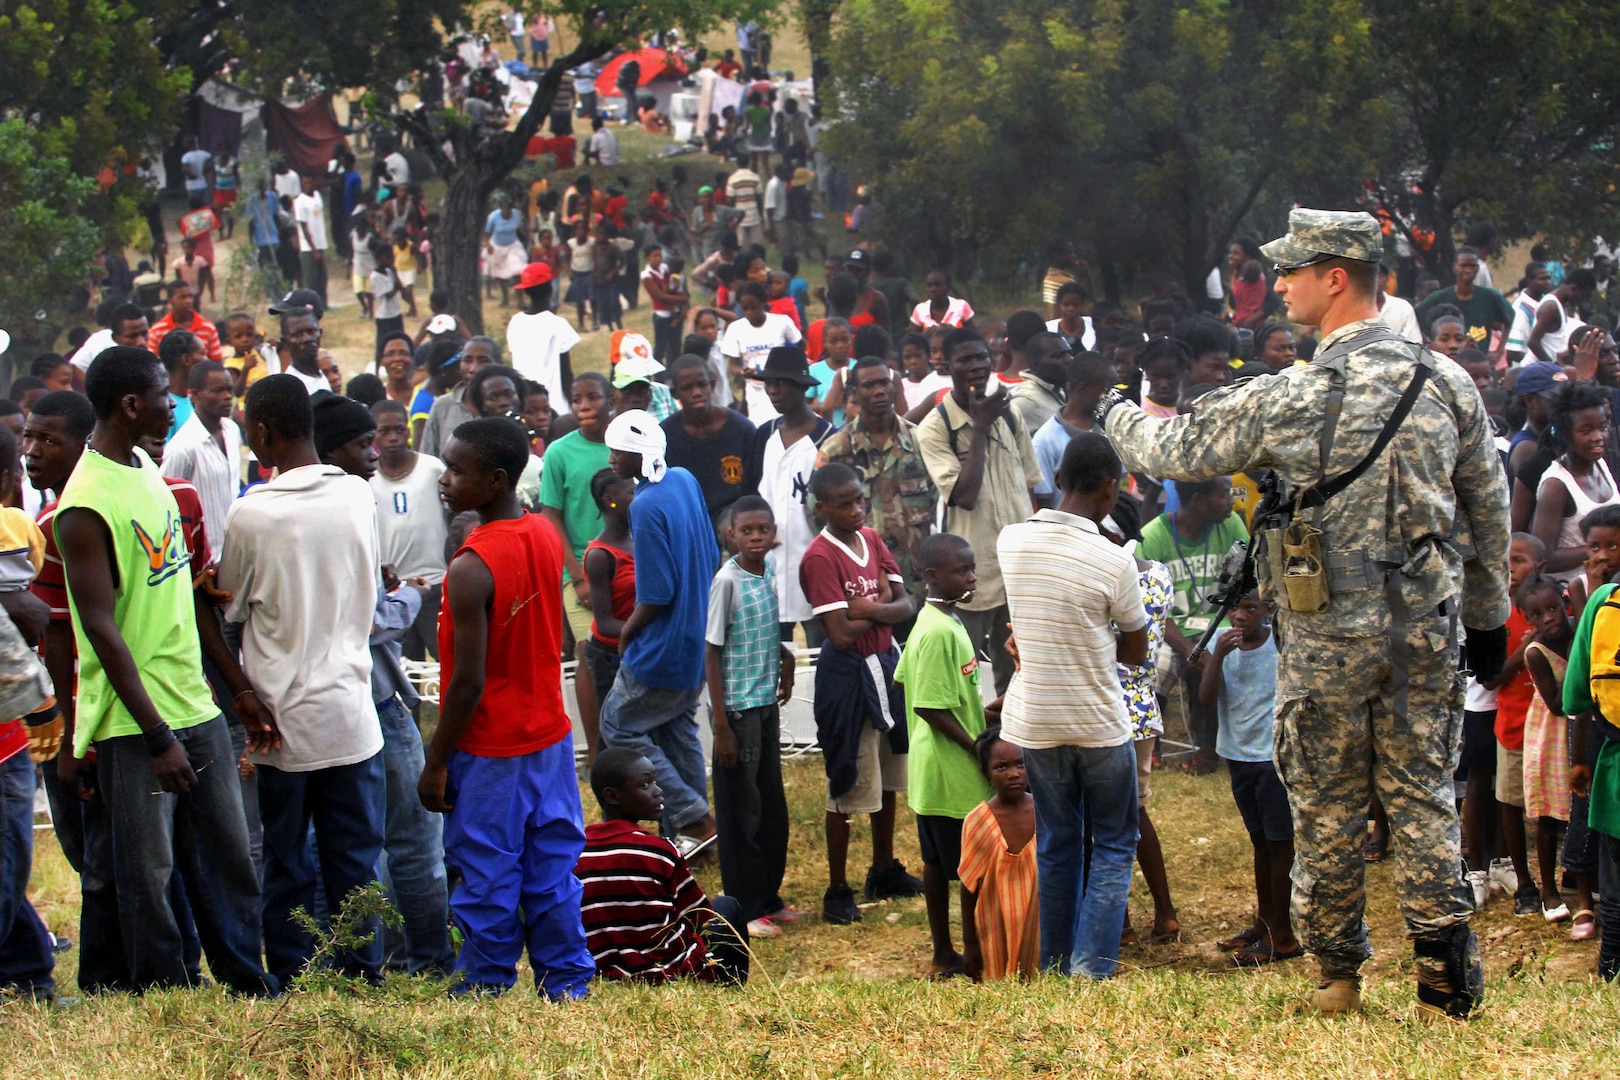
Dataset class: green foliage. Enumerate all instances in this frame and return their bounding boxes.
[1366,0,1620,265]
[0,1,187,240]
[827,0,1620,296]
[0,120,101,331]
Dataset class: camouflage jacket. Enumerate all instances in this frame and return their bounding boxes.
[1108,318,1510,638]
[818,415,938,594]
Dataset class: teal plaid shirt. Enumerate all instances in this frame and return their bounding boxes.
[706,556,780,711]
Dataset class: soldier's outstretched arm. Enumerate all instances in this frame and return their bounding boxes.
[1449,378,1513,631]
[1104,377,1277,483]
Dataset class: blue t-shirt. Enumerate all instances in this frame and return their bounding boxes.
[342,171,363,217]
[1216,632,1278,762]
[1031,414,1084,497]
[167,392,194,444]
[790,276,810,327]
[623,467,719,689]
[485,209,523,247]
[807,360,847,426]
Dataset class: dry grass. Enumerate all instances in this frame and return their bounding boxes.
[12,757,1619,1077]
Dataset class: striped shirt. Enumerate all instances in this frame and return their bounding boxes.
[146,310,224,362]
[996,508,1145,750]
[574,819,715,983]
[162,411,242,566]
[706,557,780,712]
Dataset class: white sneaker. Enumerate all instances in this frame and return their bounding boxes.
[1488,858,1519,898]
[1466,869,1490,912]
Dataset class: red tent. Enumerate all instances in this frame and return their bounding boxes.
[595,49,688,97]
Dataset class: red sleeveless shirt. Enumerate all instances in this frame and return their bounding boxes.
[438,513,570,757]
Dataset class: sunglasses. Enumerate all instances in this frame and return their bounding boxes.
[1273,254,1335,278]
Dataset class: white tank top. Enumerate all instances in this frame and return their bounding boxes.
[1541,457,1618,581]
[1534,296,1582,362]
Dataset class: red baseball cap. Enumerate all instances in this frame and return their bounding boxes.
[517,262,554,290]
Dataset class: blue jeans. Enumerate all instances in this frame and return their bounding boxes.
[0,751,53,996]
[598,665,709,835]
[443,739,594,998]
[96,715,276,995]
[258,750,386,986]
[1022,740,1139,979]
[377,697,452,975]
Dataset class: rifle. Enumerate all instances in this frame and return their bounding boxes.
[1186,470,1282,664]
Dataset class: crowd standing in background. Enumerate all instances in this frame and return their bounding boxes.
[7,24,1620,1022]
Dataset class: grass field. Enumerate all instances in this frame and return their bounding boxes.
[11,753,1619,1077]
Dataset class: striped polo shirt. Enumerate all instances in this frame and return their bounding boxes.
[996,508,1146,750]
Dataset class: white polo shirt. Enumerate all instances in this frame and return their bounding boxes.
[997,508,1146,750]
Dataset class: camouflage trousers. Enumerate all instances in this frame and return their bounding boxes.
[1273,608,1473,979]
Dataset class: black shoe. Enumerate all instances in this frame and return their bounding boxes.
[1513,884,1540,917]
[822,883,861,925]
[864,860,925,901]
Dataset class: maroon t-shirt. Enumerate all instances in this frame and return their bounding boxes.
[799,526,904,657]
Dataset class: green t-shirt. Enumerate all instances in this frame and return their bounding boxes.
[537,429,610,579]
[1137,511,1250,637]
[1415,286,1515,349]
[55,448,216,756]
[894,603,992,818]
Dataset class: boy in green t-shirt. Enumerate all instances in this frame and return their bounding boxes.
[1136,475,1247,773]
[894,533,992,978]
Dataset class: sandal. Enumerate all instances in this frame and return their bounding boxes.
[1149,918,1182,945]
[1178,757,1219,777]
[1571,910,1598,941]
[926,958,964,981]
[1217,927,1262,952]
[1231,941,1305,967]
[1363,834,1388,863]
[1120,925,1141,947]
[1543,901,1571,923]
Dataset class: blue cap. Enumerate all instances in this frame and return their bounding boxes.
[1513,360,1568,397]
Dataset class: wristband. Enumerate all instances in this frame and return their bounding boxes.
[233,689,258,705]
[143,724,178,757]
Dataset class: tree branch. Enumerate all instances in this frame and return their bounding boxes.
[480,37,616,200]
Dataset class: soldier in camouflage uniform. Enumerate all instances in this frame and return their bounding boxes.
[1099,209,1511,1019]
[817,355,938,600]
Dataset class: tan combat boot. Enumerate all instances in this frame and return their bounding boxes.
[1308,976,1362,1015]
[1414,926,1483,1022]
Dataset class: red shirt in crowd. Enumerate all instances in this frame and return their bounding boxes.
[799,525,904,657]
[438,513,571,756]
[1494,605,1536,750]
[146,310,224,362]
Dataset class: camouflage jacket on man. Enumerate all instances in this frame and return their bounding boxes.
[1108,318,1511,638]
[818,414,938,595]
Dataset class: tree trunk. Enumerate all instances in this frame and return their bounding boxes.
[396,38,611,338]
[439,165,491,336]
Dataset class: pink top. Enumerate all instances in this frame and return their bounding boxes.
[911,297,975,329]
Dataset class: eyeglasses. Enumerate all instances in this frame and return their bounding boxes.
[1273,254,1333,279]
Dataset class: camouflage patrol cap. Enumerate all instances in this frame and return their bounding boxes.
[1260,209,1383,270]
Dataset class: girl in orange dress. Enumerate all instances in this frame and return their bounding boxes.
[959,727,1039,980]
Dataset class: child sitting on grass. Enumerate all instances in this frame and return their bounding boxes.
[1518,575,1592,933]
[893,533,991,978]
[705,496,799,938]
[959,726,1038,981]
[1199,589,1301,966]
[575,748,749,985]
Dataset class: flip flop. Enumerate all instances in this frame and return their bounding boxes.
[1363,835,1388,863]
[1231,941,1305,967]
[1217,928,1262,952]
[1149,918,1182,945]
[1571,910,1598,941]
[1218,926,1263,952]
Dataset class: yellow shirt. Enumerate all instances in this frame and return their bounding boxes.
[394,242,417,273]
[0,506,44,590]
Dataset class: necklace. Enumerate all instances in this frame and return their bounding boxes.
[1167,511,1213,611]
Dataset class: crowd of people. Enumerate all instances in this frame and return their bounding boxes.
[6,25,1620,1012]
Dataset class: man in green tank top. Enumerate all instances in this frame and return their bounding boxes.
[55,345,275,995]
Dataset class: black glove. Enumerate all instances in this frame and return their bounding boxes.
[1091,386,1128,427]
[1462,624,1508,681]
